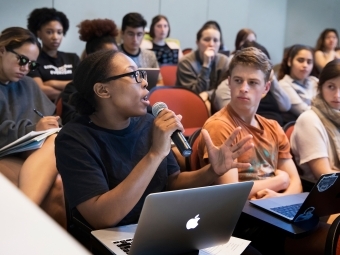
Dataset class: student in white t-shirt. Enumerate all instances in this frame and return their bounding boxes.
[291,59,340,181]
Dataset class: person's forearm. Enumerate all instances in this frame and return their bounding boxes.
[282,176,302,195]
[167,164,218,190]
[45,80,71,90]
[248,176,289,198]
[77,151,165,229]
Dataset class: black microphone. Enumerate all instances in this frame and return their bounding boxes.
[152,102,192,157]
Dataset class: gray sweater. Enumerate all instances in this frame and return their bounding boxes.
[0,76,55,148]
[176,50,229,97]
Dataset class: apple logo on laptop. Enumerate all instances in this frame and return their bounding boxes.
[186,214,200,230]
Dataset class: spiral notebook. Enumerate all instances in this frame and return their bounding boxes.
[0,128,61,157]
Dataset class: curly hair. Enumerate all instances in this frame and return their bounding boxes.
[78,19,118,54]
[27,8,69,36]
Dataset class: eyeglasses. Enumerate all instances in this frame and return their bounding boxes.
[7,48,40,71]
[99,70,147,84]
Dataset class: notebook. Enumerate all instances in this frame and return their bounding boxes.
[250,173,340,222]
[92,182,253,255]
[139,67,160,91]
[0,128,61,158]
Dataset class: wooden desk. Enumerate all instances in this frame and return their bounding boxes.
[242,201,319,236]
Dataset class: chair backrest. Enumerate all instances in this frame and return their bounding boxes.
[325,214,340,255]
[283,121,295,141]
[182,48,193,55]
[283,121,315,191]
[148,87,209,137]
[160,65,177,86]
[55,96,63,117]
[186,128,202,171]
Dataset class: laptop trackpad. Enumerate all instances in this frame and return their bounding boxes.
[250,192,308,208]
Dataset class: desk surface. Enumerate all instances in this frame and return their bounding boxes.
[242,201,319,236]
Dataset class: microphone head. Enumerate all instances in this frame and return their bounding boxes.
[152,102,168,117]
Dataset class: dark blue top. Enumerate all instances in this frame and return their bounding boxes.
[55,113,179,226]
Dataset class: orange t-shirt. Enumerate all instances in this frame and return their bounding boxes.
[197,104,291,181]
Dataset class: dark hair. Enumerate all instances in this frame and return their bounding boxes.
[241,40,270,59]
[318,59,340,93]
[234,28,256,52]
[0,27,40,51]
[196,23,220,42]
[78,19,119,55]
[121,13,147,32]
[202,20,224,50]
[277,44,314,80]
[315,28,339,51]
[71,50,119,115]
[149,15,170,39]
[27,8,69,36]
[229,47,272,82]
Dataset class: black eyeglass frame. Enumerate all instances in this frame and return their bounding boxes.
[6,48,40,71]
[98,70,147,84]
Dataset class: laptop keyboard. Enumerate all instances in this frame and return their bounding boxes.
[113,238,133,254]
[270,203,302,218]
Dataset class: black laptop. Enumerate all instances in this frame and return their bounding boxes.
[250,173,340,222]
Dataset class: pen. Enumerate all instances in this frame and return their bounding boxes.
[33,109,44,118]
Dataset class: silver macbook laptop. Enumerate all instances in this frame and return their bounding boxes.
[92,182,253,255]
[250,173,340,222]
[139,68,160,91]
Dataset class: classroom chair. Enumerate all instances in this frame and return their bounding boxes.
[283,121,315,192]
[325,214,340,255]
[182,48,193,55]
[148,87,209,137]
[185,128,202,171]
[160,65,177,86]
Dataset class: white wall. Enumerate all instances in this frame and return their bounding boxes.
[0,0,339,65]
[285,0,340,50]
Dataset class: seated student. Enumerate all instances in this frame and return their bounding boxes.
[227,28,256,67]
[55,49,263,255]
[141,15,183,66]
[278,44,318,122]
[214,41,291,126]
[202,20,228,52]
[59,18,119,125]
[197,47,330,255]
[314,28,340,73]
[233,28,257,54]
[198,47,301,199]
[119,12,163,84]
[55,49,253,228]
[0,27,63,221]
[27,8,80,101]
[176,22,229,113]
[291,59,340,182]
